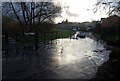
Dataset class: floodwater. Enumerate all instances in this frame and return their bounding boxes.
[44,37,110,79]
[2,33,111,79]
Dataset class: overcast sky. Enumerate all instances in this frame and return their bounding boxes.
[54,0,108,23]
[1,0,120,23]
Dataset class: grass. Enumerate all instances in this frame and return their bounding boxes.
[55,29,75,38]
[14,29,74,44]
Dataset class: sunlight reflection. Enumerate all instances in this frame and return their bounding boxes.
[43,37,111,79]
[50,37,109,68]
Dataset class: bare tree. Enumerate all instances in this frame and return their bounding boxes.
[93,0,120,16]
[2,1,61,50]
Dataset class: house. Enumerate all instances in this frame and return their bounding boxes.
[101,15,120,28]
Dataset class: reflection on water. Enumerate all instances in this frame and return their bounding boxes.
[46,37,110,79]
[50,38,108,65]
[3,36,111,79]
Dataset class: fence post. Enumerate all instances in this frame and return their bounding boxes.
[44,32,46,48]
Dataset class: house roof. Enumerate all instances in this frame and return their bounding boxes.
[101,15,120,21]
[107,15,120,19]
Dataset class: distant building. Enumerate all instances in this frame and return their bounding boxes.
[82,21,98,30]
[57,22,77,30]
[57,22,85,30]
[56,21,97,31]
[101,15,120,27]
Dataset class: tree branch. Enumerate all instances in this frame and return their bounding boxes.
[10,2,22,24]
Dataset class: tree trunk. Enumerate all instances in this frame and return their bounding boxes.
[5,31,9,45]
[35,31,39,50]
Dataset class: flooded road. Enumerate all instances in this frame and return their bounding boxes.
[43,37,110,79]
[2,33,111,79]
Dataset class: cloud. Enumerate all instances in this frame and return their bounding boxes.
[66,10,79,17]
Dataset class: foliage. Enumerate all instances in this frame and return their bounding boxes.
[2,16,21,34]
